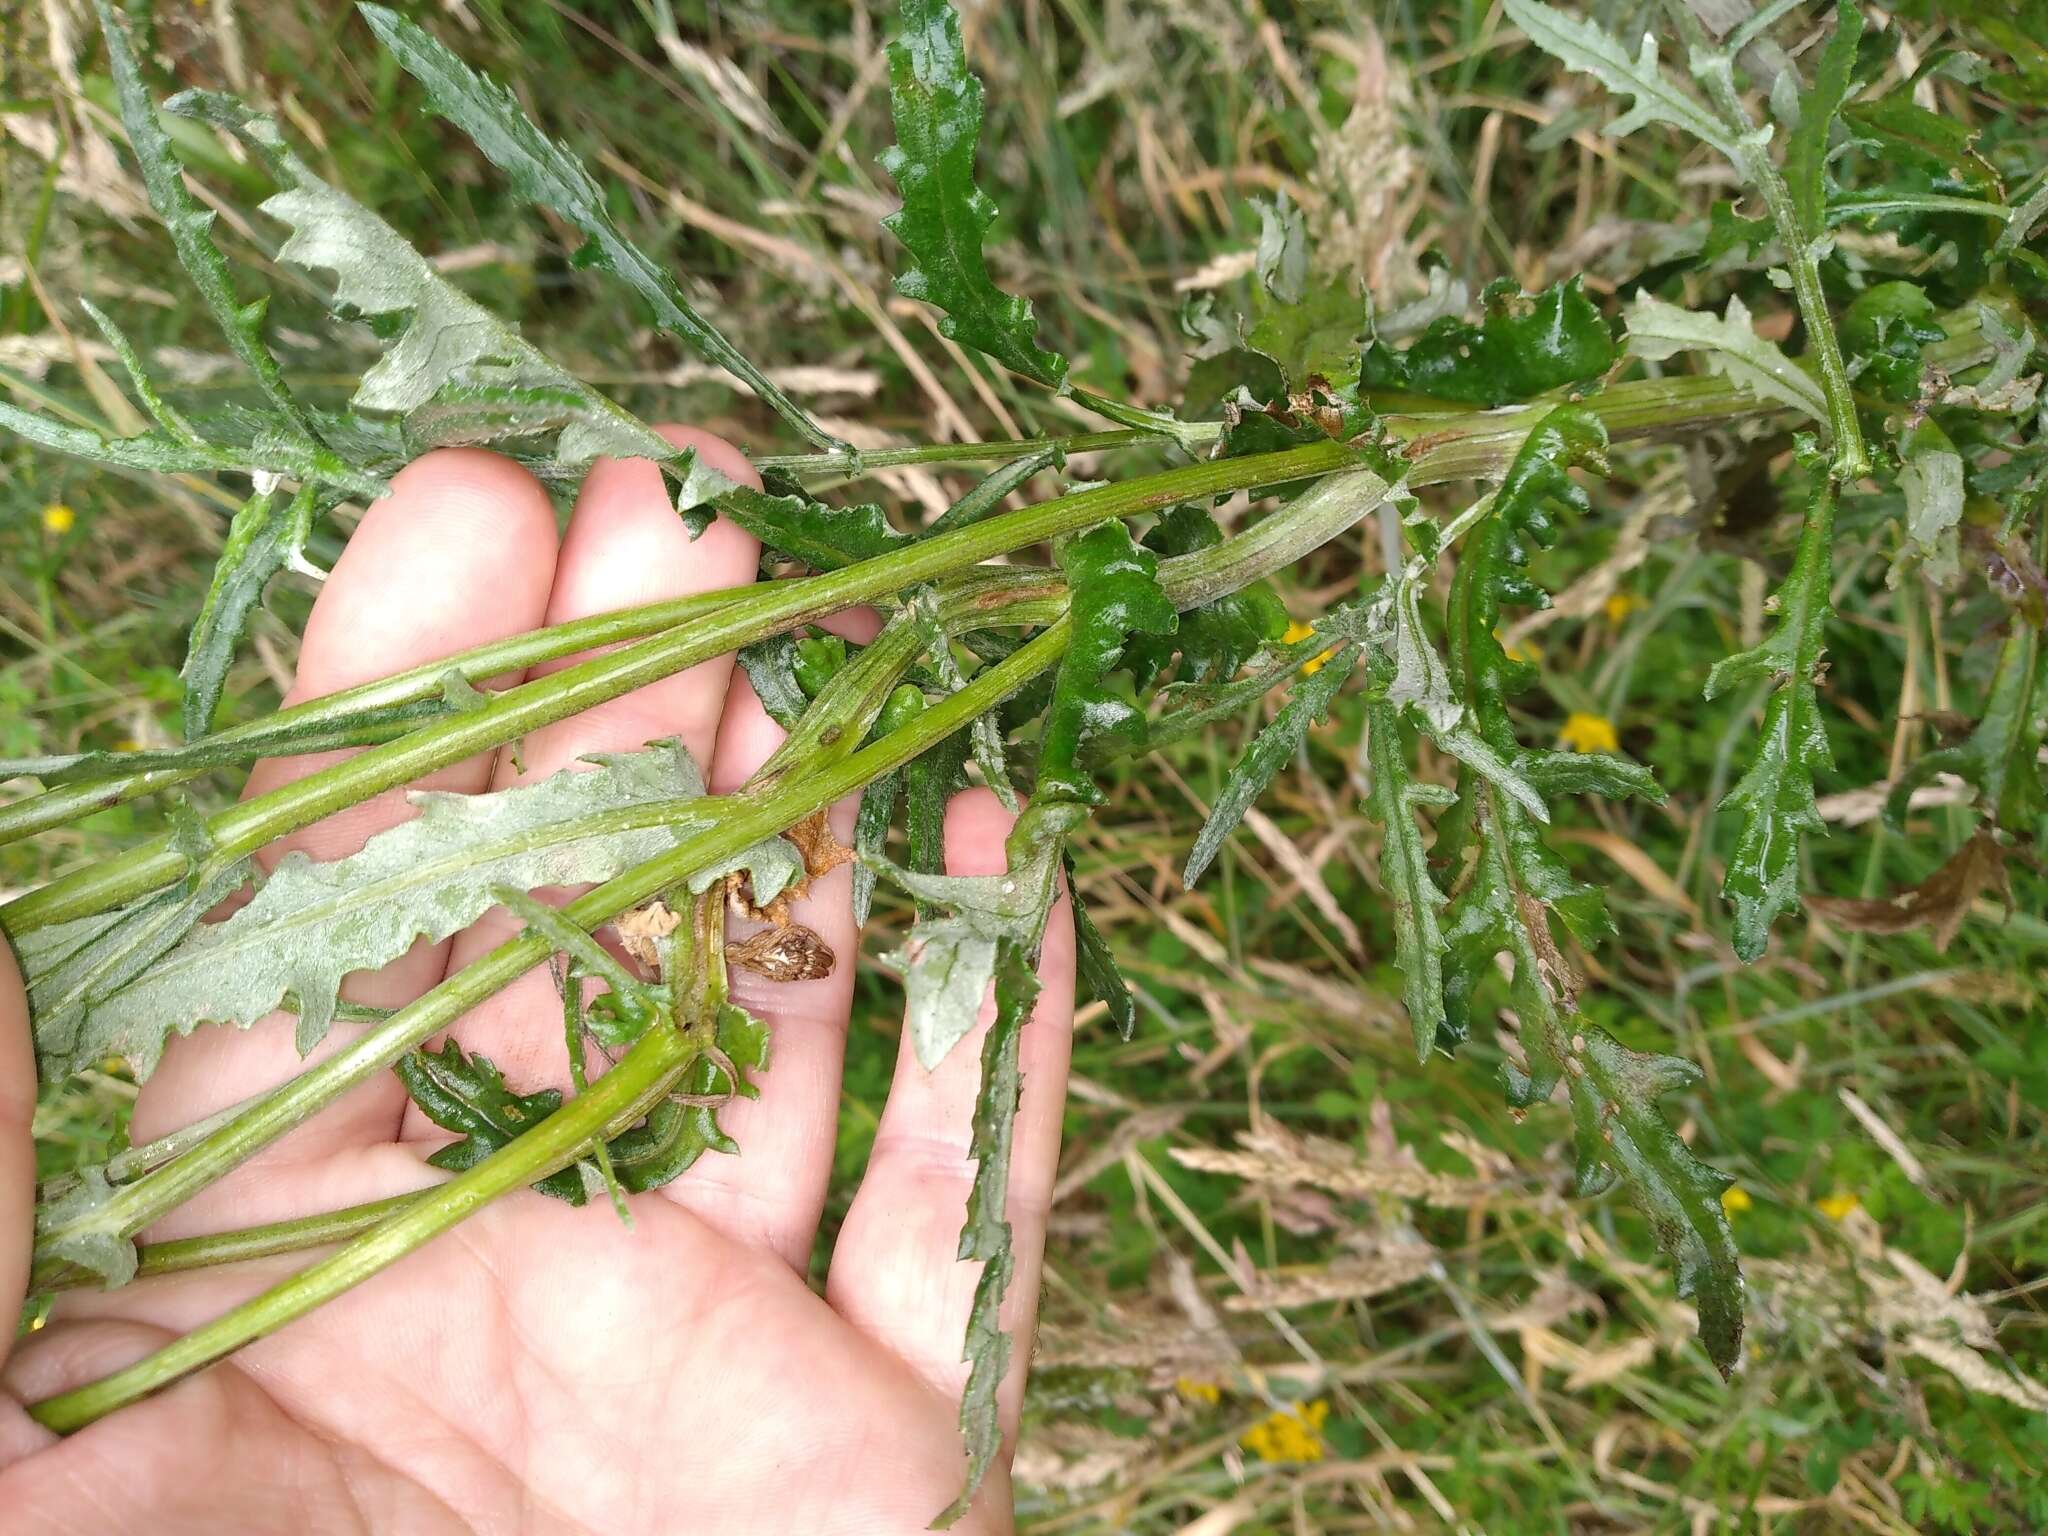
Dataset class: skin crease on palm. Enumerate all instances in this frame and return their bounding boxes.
[0,427,1078,1535]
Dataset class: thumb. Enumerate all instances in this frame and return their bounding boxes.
[0,936,31,1376]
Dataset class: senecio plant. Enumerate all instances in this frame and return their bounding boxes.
[3,0,2044,1522]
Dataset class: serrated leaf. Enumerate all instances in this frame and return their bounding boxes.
[0,400,380,498]
[95,2,322,444]
[1566,1031,1743,1375]
[1626,292,1828,423]
[180,484,319,736]
[1364,693,1454,1062]
[1360,277,1616,407]
[1183,643,1359,888]
[1037,521,1177,802]
[1064,849,1134,1040]
[1125,505,1290,691]
[1840,281,1947,403]
[1890,420,1964,590]
[1705,479,1835,962]
[931,940,1037,1529]
[397,1038,584,1203]
[27,742,709,1083]
[874,800,1082,1070]
[881,0,1068,389]
[1885,622,2047,836]
[173,91,679,470]
[32,1166,135,1289]
[1247,279,1370,393]
[608,1002,771,1193]
[356,4,842,453]
[1502,0,1738,160]
[1785,4,1864,234]
[718,484,914,571]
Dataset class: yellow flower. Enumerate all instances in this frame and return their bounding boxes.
[41,503,76,534]
[1240,1399,1329,1464]
[1816,1192,1860,1222]
[1720,1185,1753,1215]
[1604,592,1645,625]
[1175,1376,1222,1406]
[1559,711,1619,754]
[1281,619,1337,677]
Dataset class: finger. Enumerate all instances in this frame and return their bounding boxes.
[130,450,561,1199]
[0,942,32,1379]
[661,606,880,1265]
[825,788,1078,1446]
[409,427,761,1103]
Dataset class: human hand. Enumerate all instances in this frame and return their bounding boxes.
[0,429,1076,1534]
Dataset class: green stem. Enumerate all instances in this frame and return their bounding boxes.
[754,423,1218,475]
[1678,14,1867,481]
[37,1192,425,1292]
[30,623,1073,1270]
[31,1022,696,1432]
[5,443,1341,933]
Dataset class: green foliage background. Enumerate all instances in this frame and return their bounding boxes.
[5,0,2047,1528]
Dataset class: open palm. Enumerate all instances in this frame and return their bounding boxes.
[0,430,1076,1534]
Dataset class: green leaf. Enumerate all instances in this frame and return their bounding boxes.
[881,0,1067,389]
[717,484,914,571]
[1247,279,1371,393]
[1785,4,1865,234]
[1501,0,1739,160]
[931,941,1037,1528]
[1364,692,1454,1062]
[873,800,1083,1070]
[23,742,710,1083]
[17,803,248,1086]
[33,1166,136,1289]
[356,3,844,453]
[173,91,680,470]
[1064,849,1134,1040]
[1566,1030,1744,1375]
[0,399,380,498]
[1840,281,1947,402]
[1885,622,2047,836]
[924,449,1062,539]
[1360,277,1616,407]
[1183,643,1360,888]
[397,1039,584,1204]
[179,484,321,736]
[1701,200,1774,264]
[1705,478,1835,963]
[1126,505,1289,690]
[1843,94,1979,172]
[608,1003,772,1193]
[95,2,322,444]
[1890,419,1964,590]
[1626,292,1829,424]
[850,770,901,927]
[1037,521,1177,802]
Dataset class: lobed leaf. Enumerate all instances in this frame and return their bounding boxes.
[882,0,1068,390]
[1125,506,1289,690]
[1502,0,1738,160]
[398,1039,584,1204]
[1705,478,1835,962]
[357,4,844,453]
[24,742,710,1083]
[1037,521,1177,802]
[1626,292,1828,424]
[180,486,321,737]
[1566,1031,1744,1376]
[1183,643,1360,888]
[718,484,914,572]
[173,91,679,470]
[1360,278,1616,407]
[1885,622,2047,836]
[1364,692,1455,1062]
[930,941,1038,1528]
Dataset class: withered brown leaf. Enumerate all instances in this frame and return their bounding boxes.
[1809,831,2009,953]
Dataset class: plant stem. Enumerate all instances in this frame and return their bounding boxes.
[1676,9,1868,481]
[2,443,1349,934]
[30,622,1073,1271]
[37,1192,426,1291]
[754,423,1218,475]
[30,1021,697,1432]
